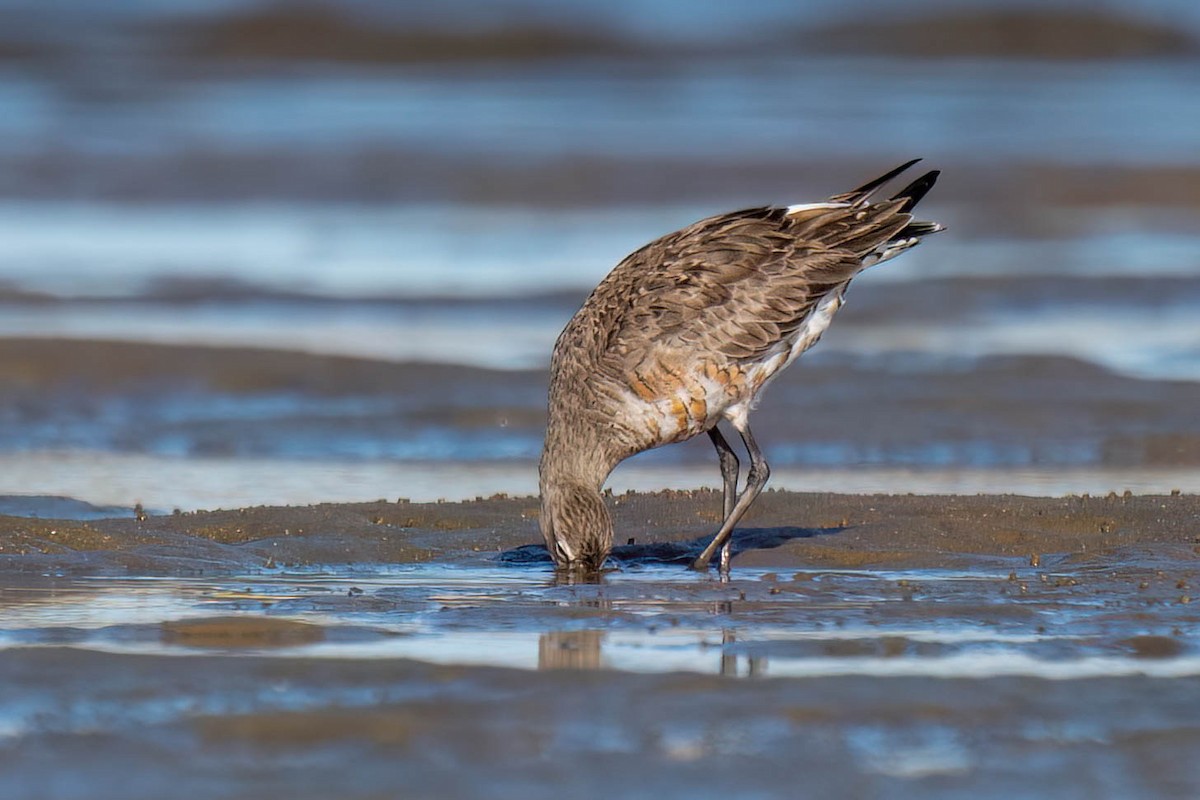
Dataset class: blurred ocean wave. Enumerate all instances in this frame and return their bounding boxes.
[1,2,1200,197]
[0,197,1196,380]
[1,0,1198,503]
[0,202,1196,295]
[1,58,1198,171]
[2,275,1199,380]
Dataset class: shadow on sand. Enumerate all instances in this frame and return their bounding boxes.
[497,525,845,571]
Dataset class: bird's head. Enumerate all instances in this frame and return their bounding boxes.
[539,479,613,573]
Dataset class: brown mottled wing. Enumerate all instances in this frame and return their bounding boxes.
[598,202,911,369]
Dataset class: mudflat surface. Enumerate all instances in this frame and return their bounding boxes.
[2,490,1199,574]
[1,491,1199,799]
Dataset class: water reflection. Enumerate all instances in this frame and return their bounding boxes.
[720,629,737,676]
[0,565,1197,679]
[538,630,604,671]
[719,630,767,678]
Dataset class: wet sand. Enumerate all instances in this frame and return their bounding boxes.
[1,491,1199,799]
[2,490,1199,575]
[2,647,1198,799]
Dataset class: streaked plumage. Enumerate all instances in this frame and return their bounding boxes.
[540,161,943,574]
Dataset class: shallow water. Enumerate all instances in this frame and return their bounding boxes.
[5,456,1200,512]
[1,558,1198,798]
[3,561,1197,676]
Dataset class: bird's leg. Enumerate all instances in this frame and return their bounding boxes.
[707,427,739,574]
[691,422,770,574]
[708,426,739,517]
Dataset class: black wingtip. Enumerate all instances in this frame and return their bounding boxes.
[891,169,940,213]
[831,158,923,204]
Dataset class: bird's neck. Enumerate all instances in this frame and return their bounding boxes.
[539,411,617,493]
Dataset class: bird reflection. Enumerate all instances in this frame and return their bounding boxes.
[538,630,604,670]
[720,629,767,677]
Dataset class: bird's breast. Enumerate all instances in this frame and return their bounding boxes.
[611,290,847,450]
[619,358,753,446]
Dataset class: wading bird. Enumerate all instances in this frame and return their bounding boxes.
[539,160,942,575]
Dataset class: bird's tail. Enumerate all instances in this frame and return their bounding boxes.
[838,160,945,266]
[782,160,943,268]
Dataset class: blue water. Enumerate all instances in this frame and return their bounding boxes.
[1,0,1199,506]
[3,59,1196,165]
[2,564,1197,677]
[2,1,1197,302]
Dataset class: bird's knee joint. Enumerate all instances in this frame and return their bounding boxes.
[748,463,770,487]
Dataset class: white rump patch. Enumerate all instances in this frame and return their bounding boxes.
[785,201,850,216]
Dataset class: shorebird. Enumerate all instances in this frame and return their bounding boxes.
[539,160,942,575]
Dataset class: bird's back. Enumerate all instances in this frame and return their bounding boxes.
[547,166,942,466]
